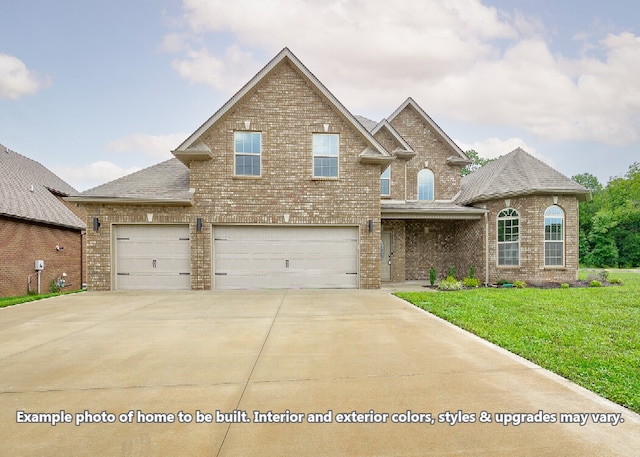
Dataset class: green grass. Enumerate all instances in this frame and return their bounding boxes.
[396,270,640,413]
[0,289,84,308]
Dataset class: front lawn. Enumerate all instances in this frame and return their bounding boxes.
[0,289,84,308]
[396,270,640,413]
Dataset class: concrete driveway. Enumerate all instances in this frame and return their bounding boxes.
[1,290,639,456]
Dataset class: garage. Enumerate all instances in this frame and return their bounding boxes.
[213,226,359,289]
[114,225,191,290]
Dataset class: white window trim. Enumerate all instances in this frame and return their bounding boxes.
[234,131,262,177]
[381,166,391,196]
[497,208,520,267]
[544,205,565,267]
[312,133,339,178]
[417,168,434,201]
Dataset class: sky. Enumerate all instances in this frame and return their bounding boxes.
[1,0,639,192]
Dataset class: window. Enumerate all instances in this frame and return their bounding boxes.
[235,131,261,176]
[380,167,391,196]
[497,208,519,266]
[417,169,434,200]
[313,134,339,177]
[545,206,564,266]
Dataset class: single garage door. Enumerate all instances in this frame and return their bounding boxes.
[114,225,191,290]
[213,226,359,289]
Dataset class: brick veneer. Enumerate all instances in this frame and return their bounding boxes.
[485,195,580,284]
[0,216,83,297]
[83,59,382,290]
[390,105,464,200]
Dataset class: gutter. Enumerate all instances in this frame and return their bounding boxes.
[485,211,489,287]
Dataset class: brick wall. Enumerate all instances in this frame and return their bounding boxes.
[373,128,406,201]
[390,105,464,201]
[82,59,382,290]
[0,216,83,297]
[485,195,580,284]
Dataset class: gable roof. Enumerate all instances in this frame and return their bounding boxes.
[457,148,591,205]
[174,47,392,165]
[0,143,85,229]
[388,98,471,165]
[68,158,193,205]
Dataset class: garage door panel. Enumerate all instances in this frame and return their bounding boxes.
[115,225,190,290]
[213,226,358,290]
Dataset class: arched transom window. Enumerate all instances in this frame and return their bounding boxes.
[497,208,519,266]
[417,169,434,201]
[544,205,564,266]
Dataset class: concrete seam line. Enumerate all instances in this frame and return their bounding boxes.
[215,289,288,457]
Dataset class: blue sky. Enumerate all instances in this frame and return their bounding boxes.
[1,0,639,191]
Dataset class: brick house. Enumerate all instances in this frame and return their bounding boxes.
[68,48,590,290]
[0,144,86,297]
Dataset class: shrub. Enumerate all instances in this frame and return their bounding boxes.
[560,283,570,289]
[609,277,623,285]
[429,268,436,286]
[438,276,463,291]
[469,265,476,279]
[448,266,457,279]
[463,277,480,288]
[588,270,609,283]
[49,279,61,294]
[589,280,603,287]
[513,280,527,289]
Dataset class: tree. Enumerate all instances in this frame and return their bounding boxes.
[461,150,494,176]
[576,162,640,268]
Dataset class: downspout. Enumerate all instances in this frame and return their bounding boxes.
[484,211,489,286]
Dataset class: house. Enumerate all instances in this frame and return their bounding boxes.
[0,144,86,297]
[68,48,590,291]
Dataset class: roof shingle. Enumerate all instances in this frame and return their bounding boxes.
[457,148,591,205]
[0,143,85,229]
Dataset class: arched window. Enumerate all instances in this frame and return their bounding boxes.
[544,206,564,266]
[497,208,519,266]
[417,169,434,200]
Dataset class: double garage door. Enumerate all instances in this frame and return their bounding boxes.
[113,225,359,290]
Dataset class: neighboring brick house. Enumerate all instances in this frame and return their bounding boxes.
[0,144,86,297]
[68,48,590,291]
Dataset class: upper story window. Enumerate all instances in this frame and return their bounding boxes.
[313,133,339,177]
[235,131,261,176]
[497,208,519,266]
[380,167,391,196]
[417,169,434,200]
[544,205,564,266]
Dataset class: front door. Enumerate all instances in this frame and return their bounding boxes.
[381,232,392,281]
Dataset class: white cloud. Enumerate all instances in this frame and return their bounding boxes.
[0,53,51,99]
[167,0,640,147]
[51,161,141,192]
[106,133,187,160]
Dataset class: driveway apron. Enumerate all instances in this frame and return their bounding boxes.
[1,290,638,456]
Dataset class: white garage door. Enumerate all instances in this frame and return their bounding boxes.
[213,226,359,289]
[114,225,191,290]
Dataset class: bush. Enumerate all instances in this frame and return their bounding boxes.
[438,276,463,291]
[589,280,603,287]
[587,270,609,282]
[463,277,480,288]
[429,268,436,286]
[49,279,61,294]
[513,280,527,289]
[560,283,570,289]
[448,266,457,279]
[469,265,475,279]
[609,277,623,285]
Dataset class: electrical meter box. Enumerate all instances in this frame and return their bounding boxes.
[35,260,45,271]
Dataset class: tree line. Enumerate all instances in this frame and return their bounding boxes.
[463,151,640,268]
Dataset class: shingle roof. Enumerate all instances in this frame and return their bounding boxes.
[457,148,591,205]
[0,143,85,229]
[74,158,192,203]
